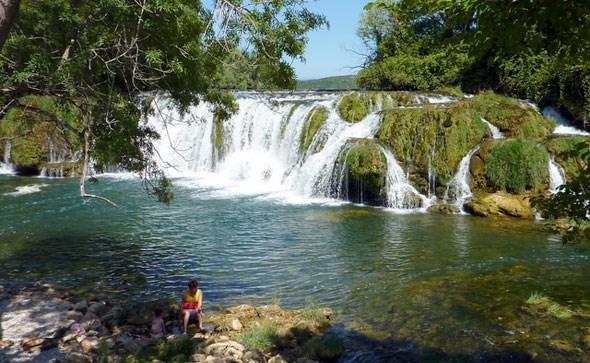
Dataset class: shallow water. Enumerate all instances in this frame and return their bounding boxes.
[1,175,590,361]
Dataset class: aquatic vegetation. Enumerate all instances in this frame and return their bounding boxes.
[237,322,280,351]
[338,92,373,122]
[525,292,575,319]
[299,106,329,154]
[485,139,549,193]
[342,141,388,205]
[377,105,486,192]
[467,91,555,139]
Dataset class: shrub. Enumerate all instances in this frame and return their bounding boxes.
[485,139,549,193]
[237,323,280,351]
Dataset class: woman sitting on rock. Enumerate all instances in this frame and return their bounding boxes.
[181,279,203,334]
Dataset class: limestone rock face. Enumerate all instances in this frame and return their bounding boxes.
[465,192,534,219]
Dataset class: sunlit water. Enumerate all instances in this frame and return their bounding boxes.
[2,175,590,361]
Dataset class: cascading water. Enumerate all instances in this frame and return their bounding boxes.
[444,146,481,211]
[549,157,566,194]
[481,118,504,139]
[379,146,431,210]
[0,140,14,174]
[150,92,427,209]
[542,106,590,136]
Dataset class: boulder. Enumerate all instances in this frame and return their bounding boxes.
[63,352,92,363]
[191,353,208,362]
[269,355,288,363]
[80,337,99,353]
[243,350,264,362]
[230,318,243,331]
[204,341,245,360]
[66,310,84,321]
[88,301,108,316]
[427,204,460,215]
[465,192,534,219]
[74,300,88,313]
[21,336,56,352]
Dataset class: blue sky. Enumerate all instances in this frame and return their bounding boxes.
[293,0,370,80]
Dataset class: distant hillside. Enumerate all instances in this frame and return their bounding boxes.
[297,75,357,90]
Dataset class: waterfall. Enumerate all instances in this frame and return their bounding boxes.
[0,140,14,174]
[549,157,566,194]
[379,146,431,210]
[481,118,504,139]
[150,92,427,209]
[542,106,590,136]
[444,146,480,211]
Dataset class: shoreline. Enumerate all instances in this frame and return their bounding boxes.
[0,283,338,363]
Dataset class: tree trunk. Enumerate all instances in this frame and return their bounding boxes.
[0,0,20,51]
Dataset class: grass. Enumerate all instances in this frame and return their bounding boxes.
[485,139,549,193]
[124,335,198,363]
[338,92,373,123]
[237,322,280,351]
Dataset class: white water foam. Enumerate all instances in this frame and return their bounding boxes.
[150,93,427,210]
[542,106,590,136]
[445,146,480,211]
[0,163,14,175]
[548,158,566,194]
[5,184,48,196]
[481,118,504,139]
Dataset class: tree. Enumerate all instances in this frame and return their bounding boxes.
[0,0,326,205]
[0,0,19,50]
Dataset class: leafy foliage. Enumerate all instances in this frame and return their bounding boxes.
[0,0,325,203]
[297,75,356,91]
[485,139,549,194]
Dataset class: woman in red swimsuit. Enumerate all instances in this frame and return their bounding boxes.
[181,279,203,334]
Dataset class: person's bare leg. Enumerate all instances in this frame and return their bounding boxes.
[183,310,190,333]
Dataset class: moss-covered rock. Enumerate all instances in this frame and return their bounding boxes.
[377,104,486,197]
[467,91,555,139]
[464,192,534,219]
[299,106,329,154]
[546,136,589,180]
[341,140,388,206]
[484,139,549,193]
[337,92,373,123]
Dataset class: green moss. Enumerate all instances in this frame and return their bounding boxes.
[212,115,225,156]
[377,105,486,184]
[485,139,549,193]
[467,91,555,139]
[237,323,280,352]
[338,92,372,123]
[546,136,590,180]
[526,292,575,319]
[342,141,388,206]
[433,86,464,98]
[299,106,328,153]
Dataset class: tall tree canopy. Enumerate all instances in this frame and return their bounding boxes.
[0,0,326,204]
[358,0,590,130]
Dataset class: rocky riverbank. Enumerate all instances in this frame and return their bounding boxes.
[0,284,339,363]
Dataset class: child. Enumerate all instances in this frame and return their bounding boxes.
[181,279,203,334]
[150,307,166,338]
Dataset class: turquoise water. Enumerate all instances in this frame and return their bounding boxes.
[2,175,590,360]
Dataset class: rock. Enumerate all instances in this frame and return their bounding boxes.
[204,341,245,360]
[21,336,45,351]
[243,350,263,362]
[550,339,582,354]
[88,301,108,316]
[230,318,243,331]
[116,334,141,354]
[465,192,534,219]
[0,340,14,349]
[63,352,92,363]
[80,337,99,353]
[191,353,208,362]
[427,204,460,215]
[101,306,123,327]
[268,354,288,363]
[205,356,227,363]
[66,310,84,321]
[74,300,88,313]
